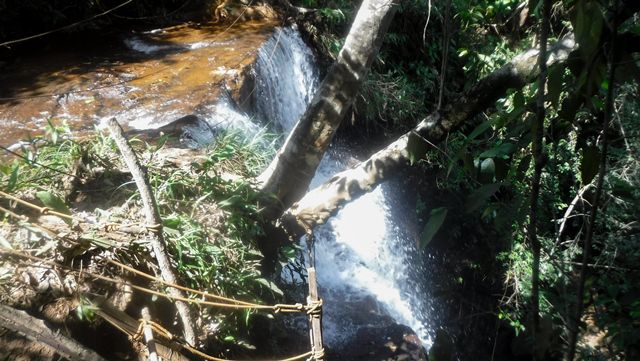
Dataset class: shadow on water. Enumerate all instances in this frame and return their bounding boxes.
[0,20,278,147]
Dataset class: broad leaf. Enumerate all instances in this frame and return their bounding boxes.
[406,132,429,165]
[574,0,603,60]
[479,143,516,159]
[465,183,501,213]
[479,158,496,183]
[36,191,72,225]
[419,207,448,249]
[256,278,284,296]
[512,91,525,112]
[466,119,495,142]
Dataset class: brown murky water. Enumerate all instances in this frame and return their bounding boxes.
[0,20,277,148]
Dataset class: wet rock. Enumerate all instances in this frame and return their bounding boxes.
[330,323,428,361]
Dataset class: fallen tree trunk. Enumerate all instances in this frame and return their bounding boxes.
[0,303,107,361]
[258,0,399,219]
[280,34,577,238]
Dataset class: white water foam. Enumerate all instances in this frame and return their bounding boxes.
[124,37,177,54]
[253,26,433,347]
[307,150,432,347]
[252,26,318,132]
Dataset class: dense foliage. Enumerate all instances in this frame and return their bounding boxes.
[0,0,638,359]
[0,122,286,352]
[299,0,639,359]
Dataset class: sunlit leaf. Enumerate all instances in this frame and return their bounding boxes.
[6,164,19,192]
[35,191,72,225]
[256,278,283,296]
[479,158,496,183]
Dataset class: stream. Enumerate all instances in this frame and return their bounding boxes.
[0,21,434,354]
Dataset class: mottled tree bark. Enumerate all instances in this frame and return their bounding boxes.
[0,303,107,361]
[280,34,577,238]
[258,0,399,219]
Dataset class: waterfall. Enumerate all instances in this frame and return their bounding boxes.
[252,27,318,132]
[250,27,433,348]
[112,23,434,348]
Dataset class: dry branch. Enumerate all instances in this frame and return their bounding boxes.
[0,303,107,361]
[107,117,197,346]
[93,297,192,361]
[141,307,159,361]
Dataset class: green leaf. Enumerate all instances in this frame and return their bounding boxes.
[406,132,429,165]
[6,164,19,192]
[35,191,72,225]
[479,158,496,183]
[479,143,516,159]
[466,119,494,142]
[465,183,501,213]
[419,207,448,249]
[218,195,242,209]
[512,91,525,112]
[581,146,600,185]
[256,278,283,296]
[591,96,604,110]
[574,0,603,60]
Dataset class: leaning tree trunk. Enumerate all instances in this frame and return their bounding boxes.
[279,34,577,238]
[258,0,399,219]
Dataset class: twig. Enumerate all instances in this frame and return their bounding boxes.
[437,0,452,111]
[141,307,159,361]
[0,303,107,361]
[555,184,593,245]
[107,117,197,346]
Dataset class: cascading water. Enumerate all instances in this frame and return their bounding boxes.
[249,27,434,348]
[3,20,433,348]
[252,27,318,132]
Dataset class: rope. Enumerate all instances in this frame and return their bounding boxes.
[0,191,163,235]
[0,191,75,221]
[122,315,317,361]
[307,346,325,361]
[108,259,257,306]
[1,192,325,359]
[0,247,321,314]
[305,299,322,316]
[0,0,134,48]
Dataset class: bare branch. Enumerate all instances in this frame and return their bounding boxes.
[107,118,197,346]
